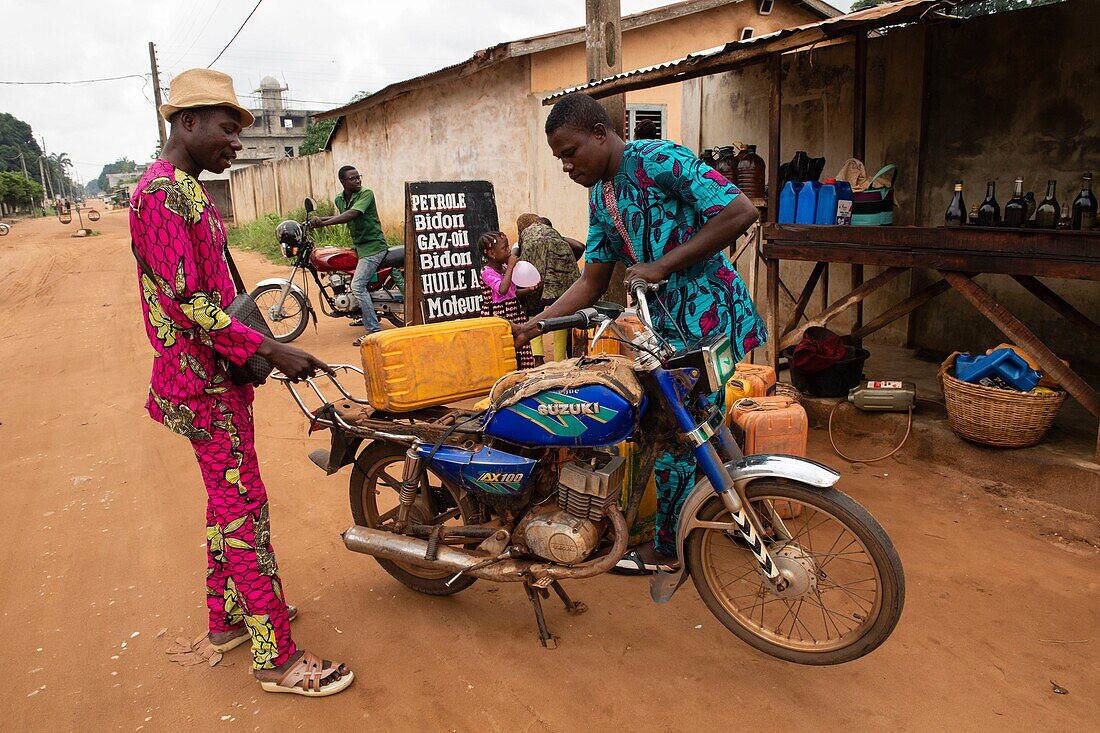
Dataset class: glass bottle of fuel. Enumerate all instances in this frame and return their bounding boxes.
[1071,172,1097,230]
[1003,177,1027,227]
[968,204,979,225]
[944,180,966,227]
[1035,179,1060,229]
[977,180,1000,226]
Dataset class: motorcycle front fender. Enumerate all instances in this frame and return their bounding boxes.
[648,454,840,604]
[253,277,308,300]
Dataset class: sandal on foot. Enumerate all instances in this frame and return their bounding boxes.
[259,651,354,697]
[209,605,298,654]
[610,549,678,576]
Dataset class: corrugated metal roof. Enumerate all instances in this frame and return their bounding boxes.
[543,0,954,102]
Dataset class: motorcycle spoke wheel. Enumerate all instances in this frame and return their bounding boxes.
[251,284,308,342]
[687,480,904,665]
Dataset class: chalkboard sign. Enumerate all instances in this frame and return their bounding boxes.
[404,180,499,325]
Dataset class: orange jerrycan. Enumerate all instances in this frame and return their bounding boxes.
[734,362,777,397]
[731,396,808,518]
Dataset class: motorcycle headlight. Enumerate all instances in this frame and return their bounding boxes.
[280,242,297,259]
[701,335,737,394]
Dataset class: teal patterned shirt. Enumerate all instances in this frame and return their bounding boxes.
[585,140,767,357]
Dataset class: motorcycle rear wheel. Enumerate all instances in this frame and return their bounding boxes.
[251,283,308,343]
[685,479,904,665]
[349,442,479,596]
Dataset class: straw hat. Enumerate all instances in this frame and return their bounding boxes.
[159,69,255,127]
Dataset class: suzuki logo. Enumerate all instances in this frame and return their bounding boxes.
[536,402,601,416]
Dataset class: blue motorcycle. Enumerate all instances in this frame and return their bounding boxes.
[279,281,904,663]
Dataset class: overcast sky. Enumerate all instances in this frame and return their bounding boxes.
[2,0,848,184]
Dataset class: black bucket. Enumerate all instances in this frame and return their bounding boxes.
[783,345,870,397]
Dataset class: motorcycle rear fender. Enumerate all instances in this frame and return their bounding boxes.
[307,423,362,475]
[649,454,840,604]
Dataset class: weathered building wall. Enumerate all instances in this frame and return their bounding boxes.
[227,151,336,224]
[691,0,1100,371]
[330,59,534,240]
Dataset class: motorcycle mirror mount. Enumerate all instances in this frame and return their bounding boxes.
[304,197,315,214]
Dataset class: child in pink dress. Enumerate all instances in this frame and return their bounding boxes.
[478,231,536,369]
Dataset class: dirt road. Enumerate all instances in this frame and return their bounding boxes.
[2,212,1097,731]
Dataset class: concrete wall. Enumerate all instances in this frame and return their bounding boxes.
[323,1,822,244]
[691,0,1100,371]
[330,59,534,241]
[228,151,337,224]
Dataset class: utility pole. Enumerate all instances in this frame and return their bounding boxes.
[149,42,168,151]
[38,156,50,204]
[585,0,626,138]
[18,150,31,181]
[585,0,627,304]
[39,136,55,202]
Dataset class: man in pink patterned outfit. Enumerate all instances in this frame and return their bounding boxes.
[131,68,352,696]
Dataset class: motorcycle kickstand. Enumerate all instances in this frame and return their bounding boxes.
[550,580,587,616]
[522,581,558,649]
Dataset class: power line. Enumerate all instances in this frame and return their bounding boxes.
[0,74,149,85]
[207,0,265,68]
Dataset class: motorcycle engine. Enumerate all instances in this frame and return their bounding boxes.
[327,272,357,312]
[522,454,625,566]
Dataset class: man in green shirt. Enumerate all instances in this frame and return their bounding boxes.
[310,165,398,344]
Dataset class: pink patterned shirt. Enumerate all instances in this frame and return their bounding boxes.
[130,160,264,440]
[479,264,516,303]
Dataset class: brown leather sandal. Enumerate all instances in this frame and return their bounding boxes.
[209,605,298,653]
[259,651,354,697]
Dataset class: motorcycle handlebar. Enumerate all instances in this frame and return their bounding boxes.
[536,308,597,334]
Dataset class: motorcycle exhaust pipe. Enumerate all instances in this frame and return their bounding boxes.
[342,524,482,573]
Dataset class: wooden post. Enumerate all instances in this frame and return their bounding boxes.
[586,0,627,305]
[850,31,868,347]
[780,267,906,350]
[907,25,936,348]
[767,256,780,369]
[585,0,625,138]
[767,54,782,222]
[1013,275,1100,343]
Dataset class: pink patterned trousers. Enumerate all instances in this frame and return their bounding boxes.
[190,386,297,669]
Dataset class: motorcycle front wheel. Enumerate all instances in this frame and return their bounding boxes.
[685,479,904,665]
[251,283,308,342]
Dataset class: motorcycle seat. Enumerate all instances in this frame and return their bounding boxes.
[380,246,404,269]
[489,356,643,410]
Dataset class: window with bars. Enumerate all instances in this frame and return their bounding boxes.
[625,105,666,141]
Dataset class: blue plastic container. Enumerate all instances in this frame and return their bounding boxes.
[834,180,854,225]
[778,181,801,224]
[815,179,838,225]
[955,348,1043,392]
[795,180,820,224]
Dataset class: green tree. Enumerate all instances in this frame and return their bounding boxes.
[0,112,47,190]
[95,157,137,193]
[299,118,336,155]
[0,171,45,211]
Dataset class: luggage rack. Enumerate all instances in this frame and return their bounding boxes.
[273,365,486,446]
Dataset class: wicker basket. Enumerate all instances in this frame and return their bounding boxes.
[938,352,1066,448]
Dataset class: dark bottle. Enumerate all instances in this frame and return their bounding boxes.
[1024,192,1037,225]
[1071,172,1097,231]
[1003,177,1028,227]
[968,204,979,225]
[977,180,1000,226]
[1035,180,1060,229]
[945,180,966,227]
[1059,204,1071,229]
[734,144,766,200]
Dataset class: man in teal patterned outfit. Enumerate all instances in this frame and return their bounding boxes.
[514,93,766,570]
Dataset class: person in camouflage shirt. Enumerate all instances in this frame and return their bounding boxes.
[516,213,580,362]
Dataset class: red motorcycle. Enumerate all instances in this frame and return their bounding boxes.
[251,198,405,342]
